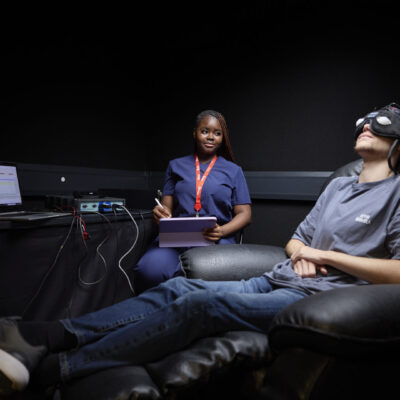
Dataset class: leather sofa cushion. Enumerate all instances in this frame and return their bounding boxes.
[60,331,268,400]
[60,365,161,400]
[146,330,268,395]
[180,244,287,281]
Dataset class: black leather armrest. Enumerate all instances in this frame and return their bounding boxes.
[269,284,400,358]
[180,244,287,281]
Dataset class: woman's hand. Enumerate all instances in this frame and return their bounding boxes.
[153,204,172,224]
[202,224,225,242]
[153,195,173,224]
[204,204,251,242]
[200,204,251,243]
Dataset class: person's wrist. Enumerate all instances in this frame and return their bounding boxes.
[319,249,332,265]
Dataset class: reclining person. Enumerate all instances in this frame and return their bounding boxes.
[1,103,400,396]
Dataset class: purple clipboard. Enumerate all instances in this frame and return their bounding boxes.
[159,216,217,247]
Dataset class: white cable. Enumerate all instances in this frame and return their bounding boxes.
[114,204,139,295]
[77,212,111,286]
[78,217,88,250]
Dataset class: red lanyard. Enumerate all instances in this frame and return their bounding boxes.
[194,154,217,216]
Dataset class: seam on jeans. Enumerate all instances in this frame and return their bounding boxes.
[95,314,146,332]
[63,314,148,343]
[59,352,70,382]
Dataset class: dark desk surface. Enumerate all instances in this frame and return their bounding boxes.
[0,209,153,229]
[0,210,157,321]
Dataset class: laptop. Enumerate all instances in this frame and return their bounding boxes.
[0,161,71,221]
[159,216,217,247]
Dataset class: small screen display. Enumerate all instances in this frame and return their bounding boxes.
[0,164,22,206]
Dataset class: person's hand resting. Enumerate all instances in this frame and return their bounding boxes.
[202,224,224,242]
[291,245,328,278]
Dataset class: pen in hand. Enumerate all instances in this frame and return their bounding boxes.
[155,198,164,209]
[154,198,171,219]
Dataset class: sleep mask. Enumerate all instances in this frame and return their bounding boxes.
[355,103,400,140]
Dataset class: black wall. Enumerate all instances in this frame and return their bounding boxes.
[2,2,399,244]
[3,2,399,172]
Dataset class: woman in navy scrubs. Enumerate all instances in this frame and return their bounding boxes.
[133,110,252,293]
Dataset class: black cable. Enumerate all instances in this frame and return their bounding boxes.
[21,215,77,318]
[20,208,147,317]
[388,139,400,174]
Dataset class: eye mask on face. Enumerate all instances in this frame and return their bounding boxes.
[354,102,400,173]
[354,103,400,140]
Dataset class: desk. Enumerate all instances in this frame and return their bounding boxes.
[0,210,156,321]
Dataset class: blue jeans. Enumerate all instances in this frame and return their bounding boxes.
[60,276,307,381]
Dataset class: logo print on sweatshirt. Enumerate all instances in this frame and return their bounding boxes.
[355,214,371,224]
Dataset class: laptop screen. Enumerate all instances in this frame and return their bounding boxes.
[0,162,22,208]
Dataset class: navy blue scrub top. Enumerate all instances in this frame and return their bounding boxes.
[162,155,251,228]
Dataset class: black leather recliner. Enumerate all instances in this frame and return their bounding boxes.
[56,243,284,400]
[38,158,400,399]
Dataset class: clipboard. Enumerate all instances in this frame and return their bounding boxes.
[159,216,217,247]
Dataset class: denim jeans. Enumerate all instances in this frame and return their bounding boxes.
[60,276,307,381]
